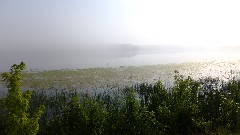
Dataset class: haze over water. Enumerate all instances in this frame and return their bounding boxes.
[1,0,240,71]
[0,44,239,72]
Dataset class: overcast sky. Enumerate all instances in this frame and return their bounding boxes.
[1,0,240,51]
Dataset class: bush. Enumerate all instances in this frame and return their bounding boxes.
[1,62,44,135]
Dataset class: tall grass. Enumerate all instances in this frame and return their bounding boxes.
[1,64,240,134]
[15,76,240,134]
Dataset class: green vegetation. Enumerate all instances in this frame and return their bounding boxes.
[0,62,44,135]
[5,61,221,90]
[1,62,240,134]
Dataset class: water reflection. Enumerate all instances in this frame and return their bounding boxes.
[0,45,240,72]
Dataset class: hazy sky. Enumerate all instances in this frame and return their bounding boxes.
[1,0,240,71]
[1,0,240,50]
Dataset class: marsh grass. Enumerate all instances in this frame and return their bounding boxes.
[2,63,240,134]
[1,74,239,134]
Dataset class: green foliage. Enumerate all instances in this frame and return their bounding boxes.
[123,88,160,134]
[62,96,108,135]
[0,97,7,135]
[23,74,240,134]
[3,63,240,134]
[1,62,45,135]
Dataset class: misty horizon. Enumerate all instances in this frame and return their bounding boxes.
[1,0,240,71]
[1,44,239,72]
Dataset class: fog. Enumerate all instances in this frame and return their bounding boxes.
[1,0,240,71]
[1,44,239,72]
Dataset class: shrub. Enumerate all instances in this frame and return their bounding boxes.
[1,62,45,135]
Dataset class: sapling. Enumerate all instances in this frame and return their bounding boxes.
[2,62,45,135]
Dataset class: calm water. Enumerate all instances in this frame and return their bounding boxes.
[1,47,239,72]
[1,56,240,95]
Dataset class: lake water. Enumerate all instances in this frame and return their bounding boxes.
[1,56,240,96]
[1,46,239,72]
[1,45,240,94]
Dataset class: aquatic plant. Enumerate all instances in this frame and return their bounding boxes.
[1,62,240,134]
